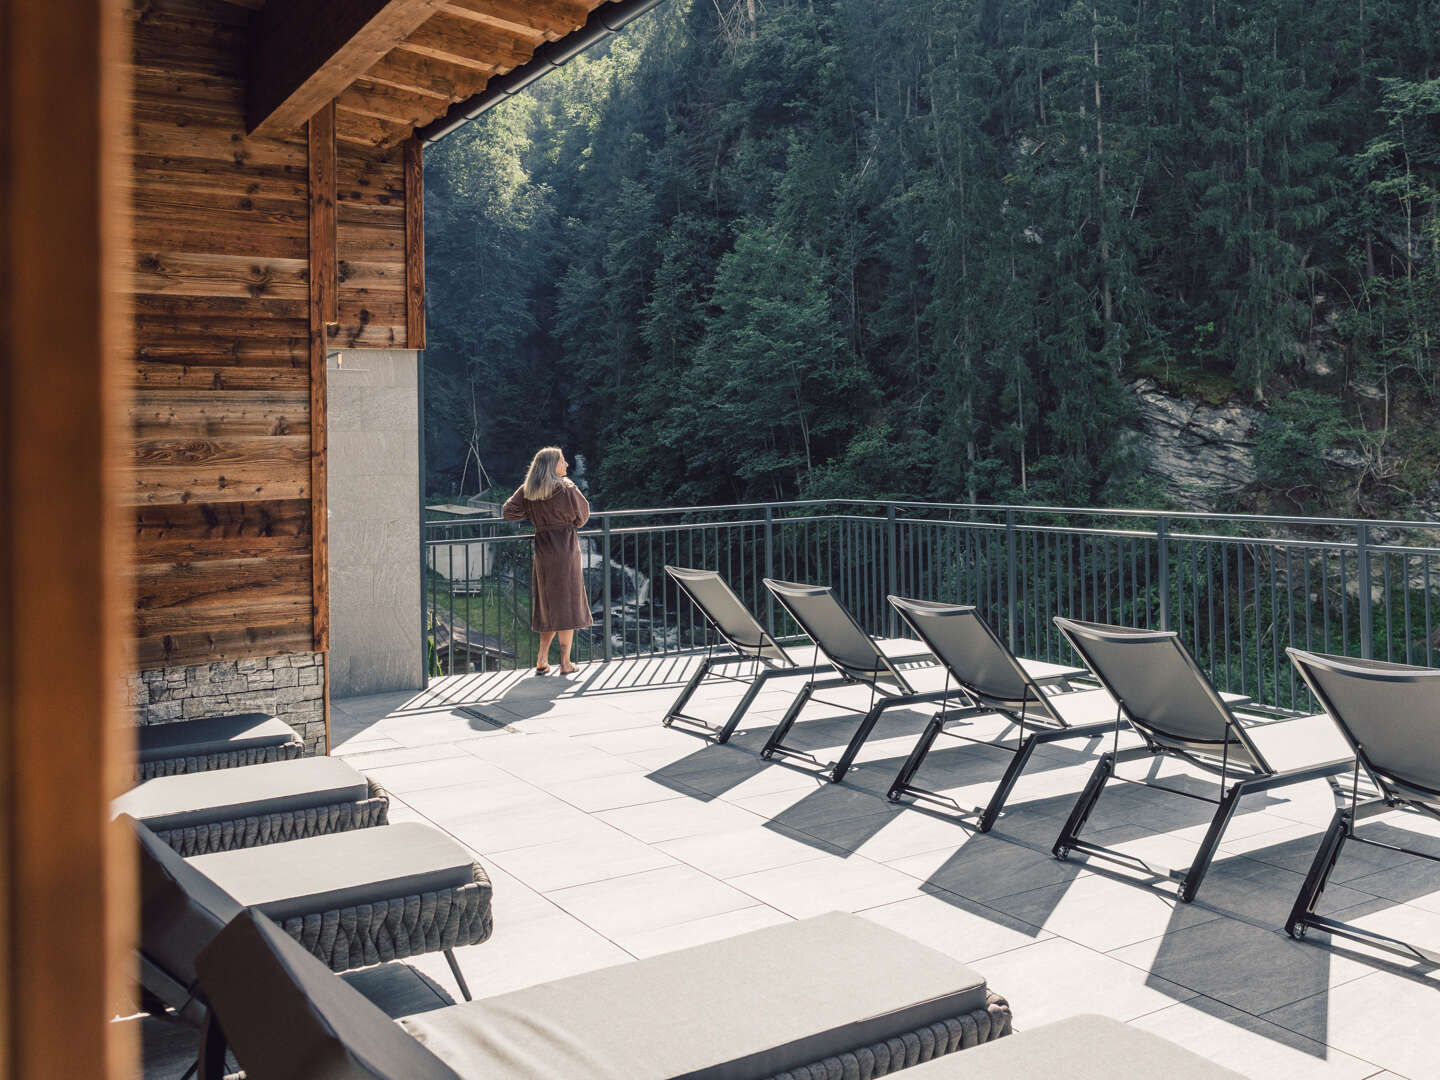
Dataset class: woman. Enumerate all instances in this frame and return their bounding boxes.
[502,447,592,675]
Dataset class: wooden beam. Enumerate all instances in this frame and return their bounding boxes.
[404,138,426,350]
[307,106,334,654]
[248,0,448,138]
[3,0,136,1076]
[308,104,338,325]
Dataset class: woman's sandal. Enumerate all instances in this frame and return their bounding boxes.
[558,663,578,676]
[534,664,551,676]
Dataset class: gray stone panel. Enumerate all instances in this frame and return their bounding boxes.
[327,348,425,698]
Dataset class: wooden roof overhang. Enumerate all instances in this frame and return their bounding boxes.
[248,0,663,149]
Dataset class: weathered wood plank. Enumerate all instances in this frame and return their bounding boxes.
[336,221,405,259]
[137,595,312,637]
[134,364,311,391]
[404,137,426,349]
[133,223,311,261]
[134,499,311,562]
[130,435,311,504]
[338,259,404,289]
[136,554,311,611]
[133,252,310,301]
[444,0,591,39]
[248,0,449,137]
[330,318,405,349]
[131,390,310,438]
[136,334,310,363]
[131,154,310,201]
[137,623,315,668]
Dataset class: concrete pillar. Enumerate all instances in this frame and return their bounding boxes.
[327,349,425,698]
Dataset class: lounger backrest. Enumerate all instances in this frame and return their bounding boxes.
[196,908,461,1079]
[1288,648,1440,805]
[1054,618,1250,758]
[128,815,242,994]
[665,565,792,665]
[764,578,913,692]
[889,596,1044,712]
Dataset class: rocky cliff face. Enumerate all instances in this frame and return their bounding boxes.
[1130,379,1259,511]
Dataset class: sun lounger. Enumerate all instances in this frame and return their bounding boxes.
[1051,618,1353,902]
[134,712,305,782]
[192,907,1012,1080]
[900,1014,1245,1079]
[887,597,1253,830]
[758,578,944,781]
[114,756,388,855]
[661,566,828,743]
[885,597,1118,830]
[1285,648,1440,963]
[130,815,493,1022]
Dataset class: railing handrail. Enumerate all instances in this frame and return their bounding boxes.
[426,497,1440,533]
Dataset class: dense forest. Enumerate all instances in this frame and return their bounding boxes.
[422,0,1440,517]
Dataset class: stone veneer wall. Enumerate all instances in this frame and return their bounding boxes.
[130,652,327,755]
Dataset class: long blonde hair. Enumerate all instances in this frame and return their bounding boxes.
[522,446,565,501]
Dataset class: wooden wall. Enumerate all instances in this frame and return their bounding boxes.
[129,0,421,670]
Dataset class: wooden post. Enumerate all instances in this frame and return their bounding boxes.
[404,136,427,349]
[309,104,337,751]
[1,0,137,1075]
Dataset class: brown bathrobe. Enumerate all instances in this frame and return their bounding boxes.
[502,479,593,632]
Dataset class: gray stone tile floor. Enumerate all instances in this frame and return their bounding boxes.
[133,647,1440,1078]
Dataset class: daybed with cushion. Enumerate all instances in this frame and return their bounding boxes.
[115,756,388,855]
[194,908,1013,1080]
[900,1015,1246,1079]
[134,712,305,782]
[131,815,492,1019]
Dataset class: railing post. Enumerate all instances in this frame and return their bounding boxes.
[764,505,775,635]
[1356,523,1373,659]
[1005,509,1017,648]
[602,515,613,663]
[886,504,899,637]
[1157,515,1171,631]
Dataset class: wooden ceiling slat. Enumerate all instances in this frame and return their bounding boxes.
[443,0,590,40]
[336,79,443,127]
[397,12,532,73]
[335,111,417,149]
[361,49,493,100]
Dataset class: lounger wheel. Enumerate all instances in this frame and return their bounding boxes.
[1286,921,1306,940]
[1053,844,1070,861]
[662,715,674,727]
[760,748,775,761]
[886,791,903,803]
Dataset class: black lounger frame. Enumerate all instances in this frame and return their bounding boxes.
[1285,647,1440,965]
[886,597,1104,832]
[1051,618,1350,903]
[661,566,826,744]
[757,579,943,781]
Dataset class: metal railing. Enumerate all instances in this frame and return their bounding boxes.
[422,500,1440,710]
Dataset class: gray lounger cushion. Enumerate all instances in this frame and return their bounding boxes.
[135,712,304,781]
[199,908,1009,1080]
[190,822,494,970]
[399,911,1009,1079]
[897,1014,1246,1079]
[114,756,388,854]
